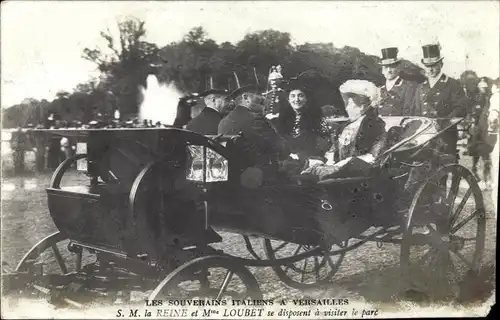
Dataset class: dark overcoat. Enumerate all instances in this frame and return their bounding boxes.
[185,107,222,135]
[378,77,419,116]
[218,105,289,172]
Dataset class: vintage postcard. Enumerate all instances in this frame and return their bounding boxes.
[1,1,497,318]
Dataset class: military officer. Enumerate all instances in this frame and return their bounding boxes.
[414,44,467,160]
[185,89,229,135]
[377,47,419,116]
[263,65,287,123]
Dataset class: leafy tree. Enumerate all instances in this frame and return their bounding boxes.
[82,17,160,118]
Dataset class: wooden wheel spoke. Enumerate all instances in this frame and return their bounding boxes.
[51,244,68,274]
[199,268,210,291]
[445,174,461,212]
[451,209,481,234]
[300,258,309,283]
[449,188,472,228]
[314,256,320,281]
[216,271,234,300]
[273,242,289,253]
[292,245,304,257]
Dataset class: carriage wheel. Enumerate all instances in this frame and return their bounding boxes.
[148,256,263,300]
[13,231,102,305]
[400,164,486,301]
[264,239,346,289]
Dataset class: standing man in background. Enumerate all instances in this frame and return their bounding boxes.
[466,77,494,183]
[377,47,418,116]
[414,44,467,161]
[10,127,27,174]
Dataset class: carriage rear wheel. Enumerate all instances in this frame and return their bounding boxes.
[148,255,263,300]
[264,239,346,289]
[13,231,103,307]
[400,164,486,301]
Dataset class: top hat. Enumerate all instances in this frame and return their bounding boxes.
[225,70,263,101]
[199,76,230,98]
[379,47,401,66]
[225,84,262,101]
[421,44,444,66]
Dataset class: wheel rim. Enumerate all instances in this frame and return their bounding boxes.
[264,239,345,289]
[401,164,486,300]
[149,256,262,300]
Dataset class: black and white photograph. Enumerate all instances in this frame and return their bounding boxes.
[1,1,498,318]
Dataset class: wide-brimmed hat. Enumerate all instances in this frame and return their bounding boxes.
[339,79,380,107]
[282,70,320,94]
[379,47,401,66]
[421,44,444,66]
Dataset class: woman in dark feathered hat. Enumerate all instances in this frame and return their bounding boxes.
[275,73,331,161]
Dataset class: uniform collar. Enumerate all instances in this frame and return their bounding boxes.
[385,76,402,91]
[427,72,446,88]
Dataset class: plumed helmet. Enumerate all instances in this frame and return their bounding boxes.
[339,79,380,106]
[268,65,284,82]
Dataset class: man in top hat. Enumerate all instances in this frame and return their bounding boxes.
[414,44,467,160]
[378,47,419,116]
[185,87,229,135]
[218,85,290,187]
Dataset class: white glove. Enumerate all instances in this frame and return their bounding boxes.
[289,153,299,160]
[265,113,280,120]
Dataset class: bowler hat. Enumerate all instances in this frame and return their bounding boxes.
[421,44,444,66]
[379,47,401,66]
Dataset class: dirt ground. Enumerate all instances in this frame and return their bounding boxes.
[0,151,496,317]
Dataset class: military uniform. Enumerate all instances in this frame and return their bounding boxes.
[378,77,418,116]
[414,74,467,159]
[264,88,287,116]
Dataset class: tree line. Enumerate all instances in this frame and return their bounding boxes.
[1,17,491,129]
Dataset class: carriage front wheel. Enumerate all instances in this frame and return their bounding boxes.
[149,255,263,300]
[264,239,346,289]
[400,164,486,301]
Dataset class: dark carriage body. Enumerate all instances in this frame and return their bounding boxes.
[39,116,462,258]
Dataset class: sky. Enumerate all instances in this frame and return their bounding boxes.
[1,0,499,107]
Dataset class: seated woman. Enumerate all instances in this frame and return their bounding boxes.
[303,79,388,180]
[275,80,331,162]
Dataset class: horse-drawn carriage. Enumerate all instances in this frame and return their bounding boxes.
[2,116,486,307]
